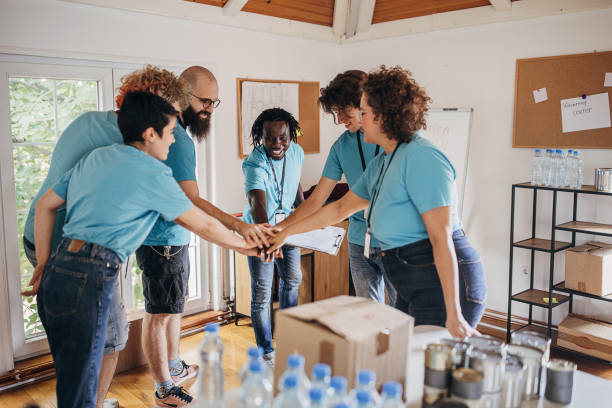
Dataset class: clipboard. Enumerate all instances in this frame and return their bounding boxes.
[285,226,346,256]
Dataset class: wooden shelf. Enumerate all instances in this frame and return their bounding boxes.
[513,238,572,252]
[514,183,612,196]
[556,221,612,237]
[511,289,569,308]
[553,281,612,303]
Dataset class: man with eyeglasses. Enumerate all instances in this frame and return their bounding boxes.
[136,66,274,406]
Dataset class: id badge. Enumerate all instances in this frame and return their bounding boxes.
[363,231,371,259]
[274,212,286,224]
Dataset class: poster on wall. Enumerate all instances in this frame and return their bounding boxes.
[561,92,611,133]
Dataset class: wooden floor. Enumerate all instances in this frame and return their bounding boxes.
[1,319,610,407]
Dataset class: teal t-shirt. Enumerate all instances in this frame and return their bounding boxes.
[322,130,380,247]
[352,133,463,250]
[53,145,193,262]
[242,143,304,225]
[142,120,195,246]
[23,111,122,250]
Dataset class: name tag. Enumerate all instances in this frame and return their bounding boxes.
[363,231,371,259]
[274,212,286,224]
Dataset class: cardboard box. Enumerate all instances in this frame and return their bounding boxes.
[274,296,414,394]
[557,314,612,362]
[565,241,612,296]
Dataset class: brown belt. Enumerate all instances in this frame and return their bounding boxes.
[67,239,85,253]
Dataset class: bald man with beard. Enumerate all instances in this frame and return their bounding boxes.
[136,66,274,407]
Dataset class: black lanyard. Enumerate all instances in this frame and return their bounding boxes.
[366,142,402,230]
[265,150,286,213]
[357,131,380,171]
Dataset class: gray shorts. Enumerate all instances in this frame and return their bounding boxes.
[24,237,129,354]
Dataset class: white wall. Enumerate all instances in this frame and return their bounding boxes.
[0,0,343,212]
[342,9,612,321]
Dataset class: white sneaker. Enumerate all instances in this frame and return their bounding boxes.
[102,398,119,408]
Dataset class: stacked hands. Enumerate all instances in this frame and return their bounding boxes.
[236,221,290,261]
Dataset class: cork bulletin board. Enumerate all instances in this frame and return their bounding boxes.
[237,78,320,158]
[513,51,612,148]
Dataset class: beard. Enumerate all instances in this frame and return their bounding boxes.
[182,105,211,142]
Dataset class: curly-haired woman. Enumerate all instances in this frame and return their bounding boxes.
[268,66,486,338]
[242,108,304,363]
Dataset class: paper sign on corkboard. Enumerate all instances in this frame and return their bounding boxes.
[513,51,612,148]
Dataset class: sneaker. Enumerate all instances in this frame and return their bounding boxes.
[102,398,119,408]
[171,360,199,385]
[263,352,275,369]
[155,386,194,407]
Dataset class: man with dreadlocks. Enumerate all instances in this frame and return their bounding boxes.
[242,108,304,365]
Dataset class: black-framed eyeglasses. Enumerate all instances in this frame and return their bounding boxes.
[189,92,221,109]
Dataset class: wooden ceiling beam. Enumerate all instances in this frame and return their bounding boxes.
[356,0,376,34]
[332,0,350,37]
[489,0,511,10]
[223,0,248,16]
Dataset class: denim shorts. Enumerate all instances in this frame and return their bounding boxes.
[23,237,129,354]
[136,244,190,314]
[381,230,487,328]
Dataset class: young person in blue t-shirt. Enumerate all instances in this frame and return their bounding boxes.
[242,108,304,364]
[277,70,396,306]
[27,92,258,408]
[267,67,487,339]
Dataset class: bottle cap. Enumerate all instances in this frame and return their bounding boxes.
[309,387,324,402]
[247,346,263,358]
[249,360,264,373]
[535,149,542,153]
[356,390,371,403]
[283,374,298,388]
[330,376,347,391]
[204,323,219,333]
[333,404,350,408]
[287,354,305,368]
[312,363,331,380]
[357,370,375,384]
[382,381,402,397]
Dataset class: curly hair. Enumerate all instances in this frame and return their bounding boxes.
[319,70,366,123]
[115,65,190,110]
[362,65,432,143]
[250,108,301,148]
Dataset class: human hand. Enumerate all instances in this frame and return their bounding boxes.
[22,263,46,297]
[236,221,276,249]
[445,312,480,338]
[266,230,290,254]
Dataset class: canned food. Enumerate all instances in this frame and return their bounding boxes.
[510,330,551,361]
[545,359,576,405]
[441,338,473,369]
[467,349,505,393]
[500,354,525,408]
[506,344,544,400]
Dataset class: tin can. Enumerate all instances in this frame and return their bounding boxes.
[441,338,473,369]
[451,368,483,408]
[500,354,525,408]
[506,344,544,400]
[466,335,506,356]
[423,343,453,407]
[545,359,576,405]
[595,168,612,192]
[468,349,505,393]
[510,330,551,361]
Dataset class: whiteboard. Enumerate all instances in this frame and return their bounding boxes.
[421,108,473,217]
[240,81,299,155]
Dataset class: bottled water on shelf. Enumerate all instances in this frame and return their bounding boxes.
[348,370,381,407]
[278,354,310,399]
[239,346,272,385]
[238,360,273,408]
[273,374,308,408]
[328,376,349,408]
[197,324,224,408]
[380,382,404,408]
[565,149,574,187]
[574,150,583,189]
[531,149,543,185]
[553,149,566,187]
[544,149,554,186]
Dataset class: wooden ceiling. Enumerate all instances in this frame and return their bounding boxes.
[185,0,518,27]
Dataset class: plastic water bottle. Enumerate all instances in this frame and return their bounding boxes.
[278,354,310,399]
[273,374,308,408]
[380,382,404,408]
[544,149,554,186]
[331,403,352,408]
[555,149,566,187]
[565,150,574,187]
[311,363,331,397]
[328,376,349,407]
[238,361,273,408]
[307,388,326,408]
[574,150,583,189]
[354,390,376,408]
[240,347,273,385]
[531,149,543,185]
[197,324,224,408]
[349,371,381,406]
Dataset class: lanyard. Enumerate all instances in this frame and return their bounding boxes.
[357,131,380,171]
[366,142,402,230]
[265,150,286,213]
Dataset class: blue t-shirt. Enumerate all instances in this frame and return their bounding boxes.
[24,111,122,250]
[322,130,380,247]
[352,133,463,250]
[142,120,196,246]
[53,145,193,262]
[242,143,304,225]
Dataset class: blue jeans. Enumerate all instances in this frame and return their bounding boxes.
[37,238,121,408]
[380,230,486,328]
[24,237,129,354]
[348,242,397,306]
[247,245,302,355]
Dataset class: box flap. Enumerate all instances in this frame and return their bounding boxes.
[279,296,413,340]
[585,241,612,257]
[568,242,604,254]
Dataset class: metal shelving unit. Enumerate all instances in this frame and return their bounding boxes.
[507,182,612,364]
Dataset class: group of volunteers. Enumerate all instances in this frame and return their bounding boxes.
[21,63,487,408]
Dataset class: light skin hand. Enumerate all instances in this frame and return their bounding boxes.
[22,263,45,297]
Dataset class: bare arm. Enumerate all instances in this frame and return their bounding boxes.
[179,179,273,248]
[422,206,478,338]
[267,191,369,252]
[174,206,258,256]
[22,189,65,296]
[277,177,336,230]
[293,183,305,208]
